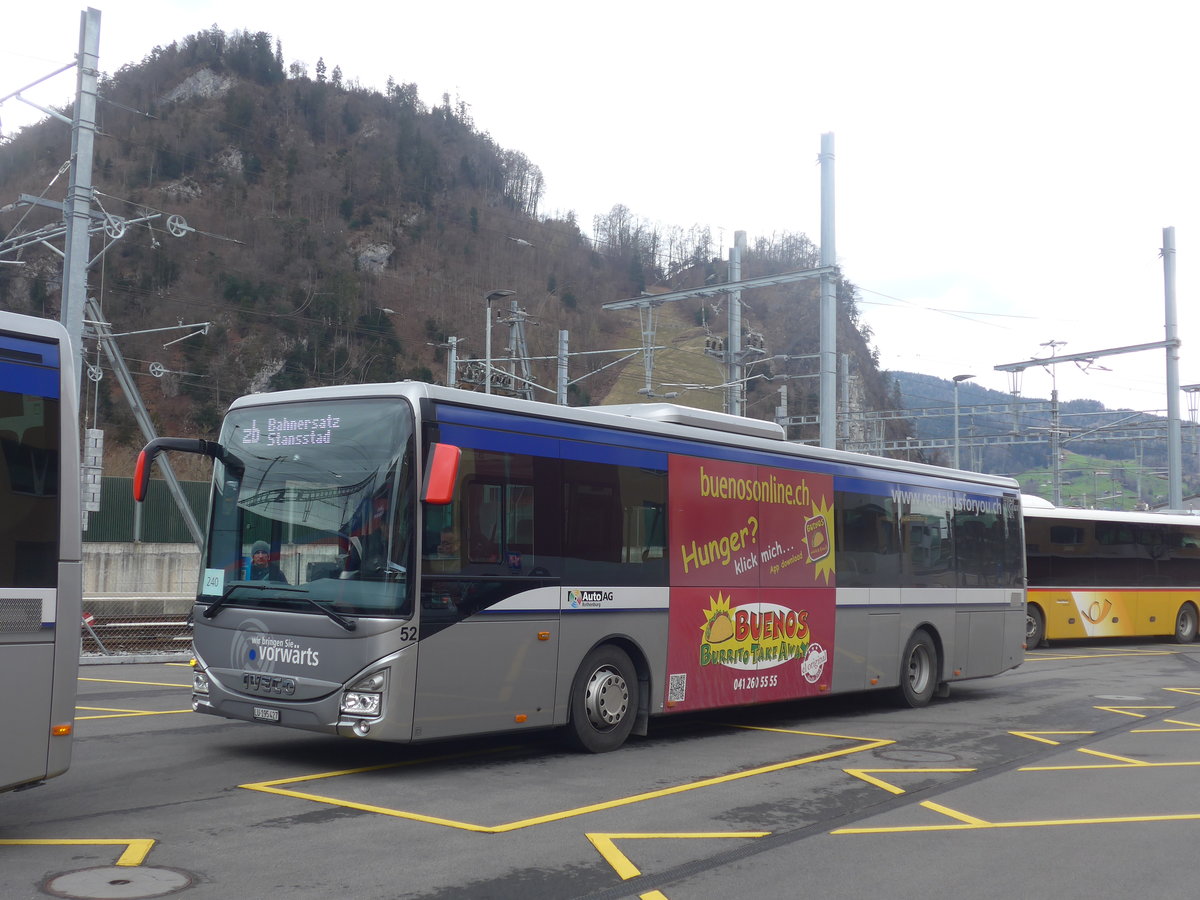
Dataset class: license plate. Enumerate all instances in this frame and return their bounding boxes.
[253,706,280,722]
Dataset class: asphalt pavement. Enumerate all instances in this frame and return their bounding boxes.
[4,641,1200,899]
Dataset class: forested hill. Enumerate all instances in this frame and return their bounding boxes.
[0,26,910,476]
[889,370,1176,482]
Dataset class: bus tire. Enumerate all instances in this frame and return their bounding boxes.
[1026,604,1046,650]
[895,629,937,708]
[566,645,637,753]
[1173,603,1198,644]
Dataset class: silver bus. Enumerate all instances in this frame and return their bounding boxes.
[0,311,81,792]
[136,382,1025,752]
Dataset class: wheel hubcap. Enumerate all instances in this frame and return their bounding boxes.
[908,647,930,694]
[583,665,629,729]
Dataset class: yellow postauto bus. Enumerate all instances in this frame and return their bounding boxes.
[1024,496,1200,647]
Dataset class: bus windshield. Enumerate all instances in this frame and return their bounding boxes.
[202,398,415,618]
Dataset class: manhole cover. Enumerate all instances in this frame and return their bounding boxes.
[876,749,959,762]
[43,866,191,899]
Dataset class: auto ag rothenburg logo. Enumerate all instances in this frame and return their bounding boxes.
[567,590,613,609]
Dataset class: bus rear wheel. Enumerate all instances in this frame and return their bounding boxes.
[1173,603,1198,644]
[566,645,637,753]
[895,630,937,708]
[1026,604,1046,649]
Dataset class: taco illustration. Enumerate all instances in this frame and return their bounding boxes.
[705,612,734,644]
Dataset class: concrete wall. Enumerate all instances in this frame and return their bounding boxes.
[84,543,200,595]
[81,542,338,597]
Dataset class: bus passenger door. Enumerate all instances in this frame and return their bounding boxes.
[412,581,559,741]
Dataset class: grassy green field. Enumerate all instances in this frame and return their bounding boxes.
[597,303,726,410]
[1014,450,1169,510]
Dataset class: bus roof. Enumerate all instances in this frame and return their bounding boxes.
[228,381,1021,491]
[1021,496,1200,528]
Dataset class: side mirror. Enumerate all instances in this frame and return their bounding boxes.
[133,437,243,502]
[422,443,460,505]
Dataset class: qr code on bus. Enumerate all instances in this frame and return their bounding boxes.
[667,673,686,703]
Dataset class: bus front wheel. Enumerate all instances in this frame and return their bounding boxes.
[1026,605,1046,650]
[566,645,638,753]
[1173,603,1198,644]
[895,630,937,708]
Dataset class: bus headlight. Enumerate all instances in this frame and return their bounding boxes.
[193,671,210,695]
[341,670,386,717]
[341,691,382,716]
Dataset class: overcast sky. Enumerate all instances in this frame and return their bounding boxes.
[5,1,1200,414]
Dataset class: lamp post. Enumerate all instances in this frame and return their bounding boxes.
[484,290,515,394]
[952,374,975,469]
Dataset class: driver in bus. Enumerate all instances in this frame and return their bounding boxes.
[249,541,288,583]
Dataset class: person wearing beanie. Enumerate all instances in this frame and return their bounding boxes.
[248,540,288,583]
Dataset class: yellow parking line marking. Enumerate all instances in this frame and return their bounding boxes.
[840,684,1200,837]
[835,811,1200,834]
[588,831,769,898]
[1133,718,1200,732]
[1026,649,1174,661]
[75,706,193,720]
[1010,730,1094,745]
[1095,705,1173,718]
[0,839,155,866]
[79,677,190,688]
[724,724,891,743]
[919,801,989,825]
[1075,748,1147,764]
[1022,758,1200,772]
[587,832,770,880]
[1103,647,1181,654]
[844,768,974,795]
[242,733,891,832]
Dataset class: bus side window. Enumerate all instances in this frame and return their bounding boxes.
[563,460,666,585]
[467,482,501,563]
[424,503,461,573]
[507,484,535,555]
[835,491,899,587]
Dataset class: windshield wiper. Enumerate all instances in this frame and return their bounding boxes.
[202,583,356,631]
[294,592,357,631]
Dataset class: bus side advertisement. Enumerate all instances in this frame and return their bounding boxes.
[664,455,836,711]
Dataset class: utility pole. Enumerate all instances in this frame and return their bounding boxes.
[446,336,458,387]
[502,298,536,401]
[557,330,569,405]
[60,8,102,375]
[1163,226,1183,509]
[727,231,745,416]
[483,289,514,395]
[426,336,460,387]
[952,373,976,470]
[819,132,837,449]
